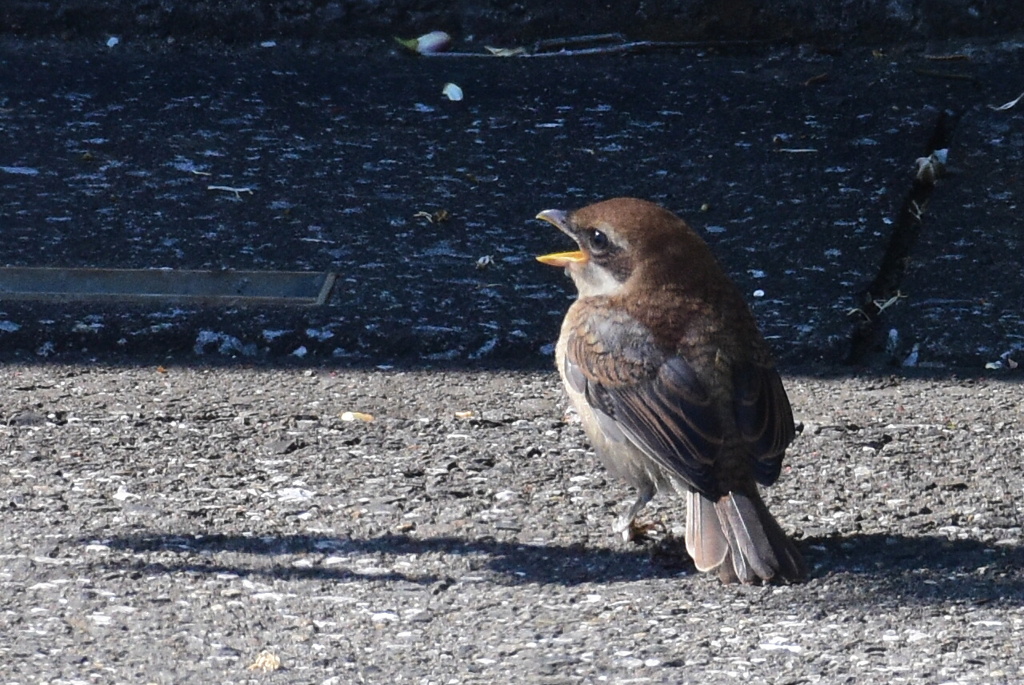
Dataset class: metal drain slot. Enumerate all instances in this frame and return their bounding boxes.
[0,268,337,306]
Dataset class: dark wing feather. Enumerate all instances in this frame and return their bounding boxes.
[732,359,796,485]
[563,306,724,497]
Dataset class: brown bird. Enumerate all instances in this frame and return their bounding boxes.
[536,197,805,584]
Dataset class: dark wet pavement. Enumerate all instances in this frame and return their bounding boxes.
[1,38,1022,371]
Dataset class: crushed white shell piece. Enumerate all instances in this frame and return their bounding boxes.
[442,82,464,101]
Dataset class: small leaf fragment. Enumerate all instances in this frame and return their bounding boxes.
[341,411,375,422]
[394,36,419,51]
[485,46,527,57]
[248,650,282,672]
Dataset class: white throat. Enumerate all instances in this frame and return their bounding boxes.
[570,262,625,298]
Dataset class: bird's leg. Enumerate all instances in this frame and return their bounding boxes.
[613,482,656,542]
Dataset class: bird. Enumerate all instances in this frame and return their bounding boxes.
[535,197,805,584]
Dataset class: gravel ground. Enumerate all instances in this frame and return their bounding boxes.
[2,362,1022,683]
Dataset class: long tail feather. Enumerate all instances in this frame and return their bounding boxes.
[684,491,729,573]
[686,488,805,584]
[718,492,779,581]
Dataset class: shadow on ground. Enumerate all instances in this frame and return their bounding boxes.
[92,530,1024,602]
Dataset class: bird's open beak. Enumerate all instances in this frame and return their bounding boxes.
[535,209,588,267]
[536,250,588,267]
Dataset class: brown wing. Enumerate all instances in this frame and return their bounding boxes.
[732,357,796,485]
[562,302,725,497]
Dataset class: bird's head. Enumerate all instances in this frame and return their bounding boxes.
[536,197,711,298]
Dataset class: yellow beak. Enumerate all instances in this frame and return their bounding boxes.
[536,250,588,267]
[535,209,586,267]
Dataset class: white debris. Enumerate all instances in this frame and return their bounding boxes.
[112,485,138,501]
[470,336,498,359]
[73,321,104,334]
[251,592,285,602]
[886,328,900,356]
[207,184,253,198]
[442,82,464,101]
[902,343,920,367]
[1,166,40,175]
[194,330,253,356]
[277,487,315,503]
[988,91,1024,111]
[985,349,1019,370]
[305,328,334,341]
[759,638,803,653]
[395,30,452,55]
[262,329,291,341]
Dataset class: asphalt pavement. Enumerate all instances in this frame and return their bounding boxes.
[1,33,1023,684]
[1,36,1023,368]
[2,365,1023,683]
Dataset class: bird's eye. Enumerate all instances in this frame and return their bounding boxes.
[588,229,609,253]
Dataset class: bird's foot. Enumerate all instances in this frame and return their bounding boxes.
[613,517,662,543]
